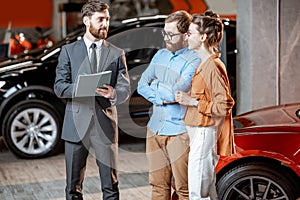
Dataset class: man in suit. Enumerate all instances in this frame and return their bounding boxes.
[54,1,130,200]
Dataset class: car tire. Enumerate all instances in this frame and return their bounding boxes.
[217,162,299,200]
[3,99,63,158]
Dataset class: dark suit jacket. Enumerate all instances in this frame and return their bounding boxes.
[54,39,130,143]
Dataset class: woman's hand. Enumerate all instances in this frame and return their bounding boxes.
[175,91,197,106]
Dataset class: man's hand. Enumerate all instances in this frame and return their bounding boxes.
[175,91,197,106]
[96,84,116,99]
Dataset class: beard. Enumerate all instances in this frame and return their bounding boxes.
[89,23,108,40]
[165,40,185,53]
[165,42,175,52]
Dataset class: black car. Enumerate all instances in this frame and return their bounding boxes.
[0,15,236,159]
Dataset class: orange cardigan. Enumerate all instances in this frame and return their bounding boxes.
[184,54,235,156]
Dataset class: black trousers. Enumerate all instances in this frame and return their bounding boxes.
[64,117,119,200]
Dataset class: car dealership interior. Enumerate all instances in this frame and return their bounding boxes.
[1,0,299,114]
[0,0,299,200]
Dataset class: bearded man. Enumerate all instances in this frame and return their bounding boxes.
[54,1,130,199]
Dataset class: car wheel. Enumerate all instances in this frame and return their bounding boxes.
[217,162,299,200]
[3,99,63,158]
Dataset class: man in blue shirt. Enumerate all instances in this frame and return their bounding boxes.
[137,10,200,200]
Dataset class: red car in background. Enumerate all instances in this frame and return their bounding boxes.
[172,102,300,200]
[216,102,300,199]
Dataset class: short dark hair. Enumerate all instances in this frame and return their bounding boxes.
[165,10,192,33]
[81,0,109,19]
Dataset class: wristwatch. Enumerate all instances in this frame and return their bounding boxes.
[193,99,198,107]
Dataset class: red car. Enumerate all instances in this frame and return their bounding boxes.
[173,102,300,200]
[216,102,300,199]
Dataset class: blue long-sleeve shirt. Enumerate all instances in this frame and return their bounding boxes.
[137,47,200,135]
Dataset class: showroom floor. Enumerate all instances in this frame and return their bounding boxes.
[0,139,152,200]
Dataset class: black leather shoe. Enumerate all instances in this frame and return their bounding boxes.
[71,195,83,200]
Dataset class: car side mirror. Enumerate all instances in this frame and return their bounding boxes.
[296,109,300,119]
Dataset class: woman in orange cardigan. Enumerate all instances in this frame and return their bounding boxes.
[175,10,235,200]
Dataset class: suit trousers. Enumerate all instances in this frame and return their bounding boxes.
[187,126,219,200]
[146,128,190,200]
[65,115,119,200]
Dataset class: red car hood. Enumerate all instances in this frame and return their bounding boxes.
[231,102,300,167]
[233,102,300,132]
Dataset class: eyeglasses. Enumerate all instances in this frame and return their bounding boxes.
[161,30,182,40]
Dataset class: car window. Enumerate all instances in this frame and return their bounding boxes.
[107,26,165,53]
